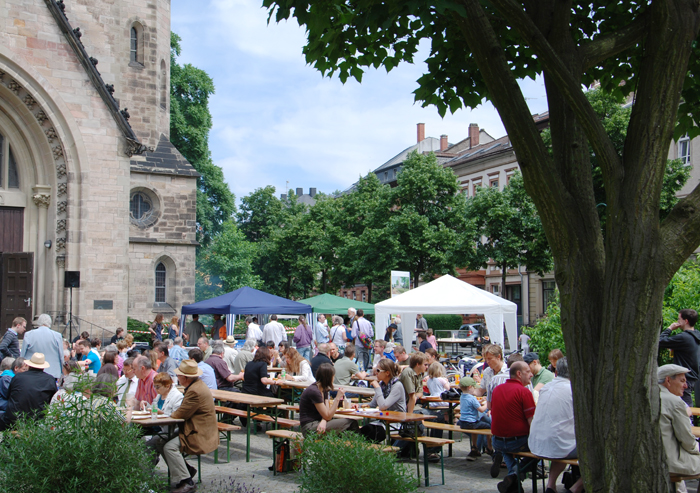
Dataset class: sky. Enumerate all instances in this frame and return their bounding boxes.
[171,0,549,202]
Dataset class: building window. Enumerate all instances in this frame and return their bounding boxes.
[679,135,691,165]
[384,171,388,181]
[129,22,144,66]
[491,284,499,296]
[160,59,167,110]
[490,177,499,188]
[362,291,366,302]
[472,180,482,195]
[0,133,20,190]
[130,27,138,62]
[543,281,556,312]
[129,188,159,228]
[352,291,357,301]
[155,262,166,303]
[506,168,517,184]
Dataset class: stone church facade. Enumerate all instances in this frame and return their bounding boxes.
[0,0,197,335]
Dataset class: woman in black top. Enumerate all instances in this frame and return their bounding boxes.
[298,363,359,437]
[241,345,276,398]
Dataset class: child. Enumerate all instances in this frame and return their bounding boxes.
[457,377,493,460]
[426,362,450,408]
[383,342,397,362]
[426,329,438,350]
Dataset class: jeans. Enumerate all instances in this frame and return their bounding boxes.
[459,415,491,450]
[492,435,537,477]
[297,346,311,362]
[356,346,370,371]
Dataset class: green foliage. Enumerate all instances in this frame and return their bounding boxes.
[237,186,284,242]
[423,314,463,333]
[298,431,417,493]
[462,171,552,282]
[170,32,235,245]
[523,290,565,363]
[127,317,152,343]
[0,384,166,493]
[658,260,700,365]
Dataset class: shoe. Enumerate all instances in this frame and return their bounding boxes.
[545,489,557,493]
[485,447,495,457]
[466,447,481,461]
[427,453,440,463]
[185,463,197,479]
[171,479,196,493]
[491,451,503,478]
[497,474,518,493]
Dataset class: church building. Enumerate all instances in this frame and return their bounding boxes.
[0,0,197,335]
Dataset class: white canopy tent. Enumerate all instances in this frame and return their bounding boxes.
[375,274,518,350]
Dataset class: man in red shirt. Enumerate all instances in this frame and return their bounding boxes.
[133,355,158,409]
[490,360,538,493]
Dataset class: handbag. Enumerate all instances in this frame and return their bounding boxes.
[399,421,424,438]
[441,388,462,400]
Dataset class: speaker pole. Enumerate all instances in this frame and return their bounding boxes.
[68,286,73,343]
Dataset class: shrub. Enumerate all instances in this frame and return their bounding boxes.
[298,431,417,493]
[127,317,152,343]
[523,290,565,362]
[423,314,463,334]
[0,381,166,493]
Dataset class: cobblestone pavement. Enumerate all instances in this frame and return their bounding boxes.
[155,426,548,493]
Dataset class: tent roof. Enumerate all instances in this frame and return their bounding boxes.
[298,293,375,314]
[181,286,312,315]
[375,274,516,314]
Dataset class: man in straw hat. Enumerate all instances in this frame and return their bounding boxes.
[0,353,57,431]
[658,364,700,482]
[223,335,239,372]
[155,359,217,493]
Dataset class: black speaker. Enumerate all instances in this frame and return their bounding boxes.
[64,271,80,288]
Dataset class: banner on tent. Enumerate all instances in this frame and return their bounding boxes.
[391,271,411,297]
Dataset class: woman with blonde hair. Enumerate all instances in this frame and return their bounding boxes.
[284,347,315,382]
[167,316,180,340]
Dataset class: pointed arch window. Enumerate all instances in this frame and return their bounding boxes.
[0,133,20,190]
[130,27,138,63]
[155,262,166,303]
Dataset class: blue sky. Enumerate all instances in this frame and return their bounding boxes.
[171,0,549,202]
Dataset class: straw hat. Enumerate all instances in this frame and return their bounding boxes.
[174,359,203,377]
[26,353,50,369]
[225,335,236,345]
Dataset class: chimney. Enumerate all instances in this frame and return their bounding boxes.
[440,134,448,152]
[469,123,479,148]
[417,123,425,143]
[309,188,317,198]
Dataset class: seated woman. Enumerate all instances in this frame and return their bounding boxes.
[97,350,120,379]
[146,372,184,464]
[277,341,289,368]
[359,359,406,443]
[299,363,358,437]
[241,345,276,398]
[284,347,315,382]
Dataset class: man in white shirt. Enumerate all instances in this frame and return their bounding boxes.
[223,336,239,372]
[528,357,582,493]
[262,315,286,347]
[245,316,263,342]
[116,357,139,406]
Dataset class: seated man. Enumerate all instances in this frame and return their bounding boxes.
[528,357,583,493]
[524,352,554,392]
[332,343,365,397]
[156,359,218,493]
[188,348,218,391]
[205,343,241,392]
[658,364,700,484]
[311,343,333,377]
[416,331,431,353]
[0,353,57,431]
[394,345,409,365]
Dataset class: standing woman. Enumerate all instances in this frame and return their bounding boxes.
[329,316,348,352]
[167,316,180,341]
[299,363,359,436]
[359,359,406,443]
[149,313,164,343]
[293,315,313,361]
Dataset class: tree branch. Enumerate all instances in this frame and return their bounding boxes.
[488,0,623,203]
[660,183,700,284]
[579,14,648,71]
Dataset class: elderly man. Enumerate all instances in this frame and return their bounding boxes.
[133,355,158,408]
[155,359,218,493]
[205,343,242,392]
[223,336,239,372]
[314,314,330,348]
[197,337,212,362]
[170,337,189,364]
[231,339,256,390]
[416,314,429,332]
[528,357,583,493]
[524,352,554,391]
[188,348,217,390]
[0,317,26,359]
[658,364,700,482]
[0,353,57,431]
[262,315,286,347]
[311,343,333,377]
[20,314,63,379]
[491,361,537,493]
[116,357,139,407]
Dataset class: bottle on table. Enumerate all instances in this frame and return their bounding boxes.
[151,400,158,419]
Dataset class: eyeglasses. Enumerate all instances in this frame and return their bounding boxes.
[154,384,164,389]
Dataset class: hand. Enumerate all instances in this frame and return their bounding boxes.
[140,401,148,411]
[337,388,345,401]
[286,374,294,381]
[317,420,327,433]
[371,380,380,389]
[352,403,360,411]
[669,322,681,331]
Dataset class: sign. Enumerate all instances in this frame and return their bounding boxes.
[390,271,411,297]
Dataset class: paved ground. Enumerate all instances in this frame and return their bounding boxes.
[155,425,559,493]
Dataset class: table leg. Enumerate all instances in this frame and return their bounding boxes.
[246,406,251,462]
[414,421,421,486]
[384,421,391,445]
[448,403,455,457]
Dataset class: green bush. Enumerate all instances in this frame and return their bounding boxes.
[127,317,152,343]
[0,381,166,493]
[298,431,417,493]
[523,290,565,362]
[423,314,463,334]
[658,260,700,365]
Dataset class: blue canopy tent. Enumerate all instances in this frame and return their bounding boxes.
[180,287,312,337]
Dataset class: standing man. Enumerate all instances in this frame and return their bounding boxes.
[245,316,263,343]
[491,361,538,493]
[0,317,26,359]
[156,359,218,493]
[20,314,63,380]
[197,337,212,362]
[351,309,374,371]
[659,309,700,407]
[133,355,158,408]
[211,314,225,341]
[183,315,205,346]
[314,314,330,349]
[262,315,286,347]
[523,352,554,391]
[416,314,429,332]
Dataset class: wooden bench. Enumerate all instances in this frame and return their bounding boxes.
[390,434,455,486]
[214,422,241,464]
[670,473,700,492]
[423,422,492,456]
[266,429,304,475]
[215,405,300,429]
[512,451,577,493]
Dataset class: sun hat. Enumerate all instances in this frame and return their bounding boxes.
[174,359,203,377]
[26,353,50,369]
[225,335,236,345]
[658,364,690,380]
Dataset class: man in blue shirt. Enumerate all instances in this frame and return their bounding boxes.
[188,348,217,390]
[77,339,101,374]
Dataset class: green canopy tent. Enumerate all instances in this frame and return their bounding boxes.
[298,293,375,315]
